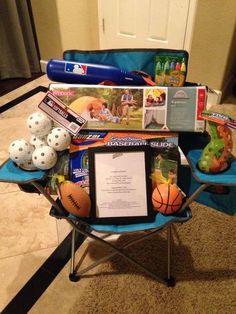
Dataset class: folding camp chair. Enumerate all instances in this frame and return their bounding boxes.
[51,150,232,287]
[0,159,191,287]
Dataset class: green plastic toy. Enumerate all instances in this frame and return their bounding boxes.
[198,111,235,173]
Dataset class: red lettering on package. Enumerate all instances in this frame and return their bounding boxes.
[197,88,206,120]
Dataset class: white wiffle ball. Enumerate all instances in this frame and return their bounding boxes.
[27,112,52,136]
[8,139,34,164]
[30,135,47,148]
[47,127,71,151]
[32,146,57,170]
[18,160,38,171]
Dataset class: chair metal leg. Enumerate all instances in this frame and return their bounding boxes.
[31,181,180,286]
[69,227,80,282]
[73,225,168,284]
[179,183,209,212]
[76,228,160,277]
[165,224,175,287]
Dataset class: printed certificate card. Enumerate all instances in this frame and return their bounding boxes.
[88,146,154,224]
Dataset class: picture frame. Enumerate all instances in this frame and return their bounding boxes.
[88,145,155,224]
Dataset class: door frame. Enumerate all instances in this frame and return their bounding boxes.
[183,0,198,52]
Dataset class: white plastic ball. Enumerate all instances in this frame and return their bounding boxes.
[27,112,52,136]
[8,139,34,164]
[30,135,47,148]
[32,146,57,170]
[18,160,38,171]
[47,127,71,151]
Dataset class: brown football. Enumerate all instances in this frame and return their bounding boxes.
[59,180,91,217]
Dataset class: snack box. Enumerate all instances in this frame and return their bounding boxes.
[69,131,179,192]
[49,84,206,132]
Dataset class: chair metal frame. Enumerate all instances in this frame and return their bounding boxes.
[68,219,174,285]
[32,180,191,287]
[0,157,191,288]
[2,147,234,288]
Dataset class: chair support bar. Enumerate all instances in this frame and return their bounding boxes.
[179,183,209,212]
[32,181,175,285]
[73,226,172,282]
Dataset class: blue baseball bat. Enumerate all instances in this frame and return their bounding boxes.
[46,59,146,85]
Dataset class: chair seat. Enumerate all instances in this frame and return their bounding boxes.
[0,159,192,234]
[89,210,191,233]
[49,204,191,234]
[187,150,236,185]
[0,159,46,184]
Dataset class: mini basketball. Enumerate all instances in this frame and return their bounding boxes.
[152,183,183,215]
[59,181,91,217]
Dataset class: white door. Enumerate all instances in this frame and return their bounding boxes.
[98,0,197,50]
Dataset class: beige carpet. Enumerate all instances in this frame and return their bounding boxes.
[30,201,236,314]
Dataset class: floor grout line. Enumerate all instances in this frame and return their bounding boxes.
[0,245,58,261]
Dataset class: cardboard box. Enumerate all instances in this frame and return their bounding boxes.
[69,131,179,192]
[49,84,206,132]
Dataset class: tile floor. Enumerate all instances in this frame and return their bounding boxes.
[0,75,71,311]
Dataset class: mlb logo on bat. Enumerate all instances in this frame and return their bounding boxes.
[65,63,87,75]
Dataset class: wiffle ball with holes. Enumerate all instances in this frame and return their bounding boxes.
[32,146,58,170]
[19,160,37,171]
[47,127,71,151]
[27,112,52,136]
[8,139,34,164]
[30,135,47,148]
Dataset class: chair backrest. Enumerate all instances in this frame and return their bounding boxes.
[63,48,189,80]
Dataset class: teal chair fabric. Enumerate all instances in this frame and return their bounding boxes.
[187,150,236,215]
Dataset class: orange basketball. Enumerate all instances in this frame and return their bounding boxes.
[152,183,183,215]
[59,180,91,217]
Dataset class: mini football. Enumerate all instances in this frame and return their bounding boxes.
[59,180,91,217]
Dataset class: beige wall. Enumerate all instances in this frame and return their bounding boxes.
[32,0,236,92]
[31,0,63,59]
[31,0,99,60]
[187,0,236,91]
[56,0,99,52]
